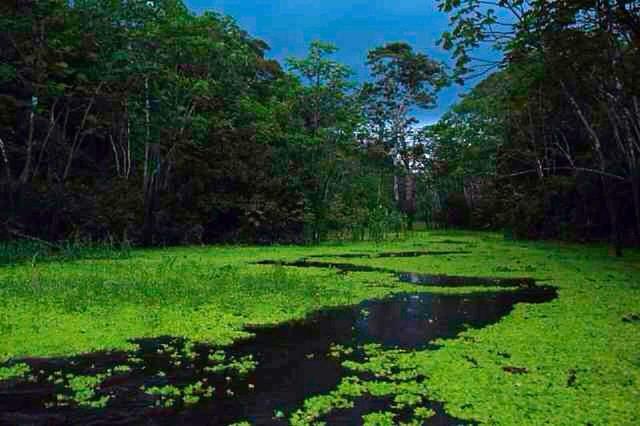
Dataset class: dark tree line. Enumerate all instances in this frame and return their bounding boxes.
[427,0,640,253]
[9,0,628,250]
[1,0,445,245]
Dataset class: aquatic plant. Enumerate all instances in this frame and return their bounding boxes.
[54,373,110,408]
[0,362,30,381]
[0,232,638,424]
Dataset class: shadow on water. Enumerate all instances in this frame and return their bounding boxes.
[0,285,556,425]
[377,250,472,258]
[398,273,537,289]
[308,250,471,259]
[255,259,394,273]
[256,260,537,288]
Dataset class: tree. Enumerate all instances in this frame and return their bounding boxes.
[286,41,364,241]
[436,0,640,253]
[0,0,307,244]
[360,42,446,227]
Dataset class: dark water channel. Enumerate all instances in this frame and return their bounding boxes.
[256,260,537,288]
[0,266,556,425]
[308,250,472,259]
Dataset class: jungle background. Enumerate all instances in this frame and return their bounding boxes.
[1,0,639,252]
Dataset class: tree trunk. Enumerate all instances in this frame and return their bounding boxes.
[143,76,151,191]
[393,174,399,203]
[562,81,623,255]
[0,136,13,210]
[0,136,11,184]
[19,109,35,183]
[404,174,416,230]
[142,175,157,247]
[141,143,161,246]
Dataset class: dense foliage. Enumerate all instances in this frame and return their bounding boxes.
[4,0,637,250]
[1,0,446,245]
[429,0,640,252]
[1,232,638,423]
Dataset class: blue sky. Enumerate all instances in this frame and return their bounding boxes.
[185,0,496,124]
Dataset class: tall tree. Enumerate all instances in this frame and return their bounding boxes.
[0,0,306,244]
[286,41,363,241]
[436,0,640,252]
[361,42,445,227]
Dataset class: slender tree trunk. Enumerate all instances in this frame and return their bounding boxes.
[19,109,35,183]
[63,85,102,181]
[0,135,13,210]
[109,134,121,177]
[0,136,11,184]
[125,99,132,178]
[405,173,415,230]
[33,101,62,180]
[393,174,399,203]
[142,143,160,246]
[562,80,623,255]
[143,76,151,190]
[142,174,157,247]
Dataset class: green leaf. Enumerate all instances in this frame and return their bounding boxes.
[111,51,129,62]
[0,64,16,83]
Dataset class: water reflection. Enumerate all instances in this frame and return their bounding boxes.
[0,288,556,425]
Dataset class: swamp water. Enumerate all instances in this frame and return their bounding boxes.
[256,260,537,288]
[0,268,556,425]
[308,250,472,259]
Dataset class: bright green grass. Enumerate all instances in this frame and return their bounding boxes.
[1,231,639,424]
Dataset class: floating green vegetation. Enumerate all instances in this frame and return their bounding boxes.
[208,349,227,363]
[413,406,436,421]
[0,362,30,381]
[0,254,422,362]
[183,381,215,405]
[144,384,182,408]
[290,378,360,425]
[1,231,639,424]
[143,380,215,408]
[362,411,396,425]
[52,373,110,408]
[288,234,640,425]
[328,343,354,359]
[113,364,132,373]
[291,346,433,425]
[204,353,257,376]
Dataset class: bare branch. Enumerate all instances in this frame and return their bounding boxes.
[497,167,627,181]
[0,135,12,183]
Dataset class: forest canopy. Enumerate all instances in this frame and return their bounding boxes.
[1,0,639,252]
[428,0,640,253]
[1,0,446,245]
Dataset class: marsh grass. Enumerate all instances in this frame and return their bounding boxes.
[0,238,131,267]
